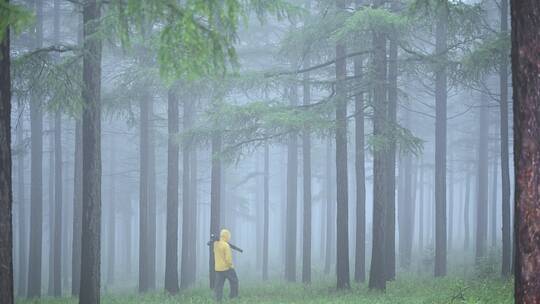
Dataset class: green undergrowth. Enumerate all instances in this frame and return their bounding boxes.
[17,276,512,304]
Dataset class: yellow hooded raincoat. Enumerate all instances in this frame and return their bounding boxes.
[214,229,234,271]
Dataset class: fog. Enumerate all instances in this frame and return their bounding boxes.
[6,0,515,301]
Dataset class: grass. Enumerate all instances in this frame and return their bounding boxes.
[17,275,513,304]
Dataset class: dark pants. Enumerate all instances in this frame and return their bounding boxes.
[214,269,239,301]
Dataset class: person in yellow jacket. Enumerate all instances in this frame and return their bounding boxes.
[213,229,239,301]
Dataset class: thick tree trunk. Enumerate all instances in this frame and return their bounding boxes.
[181,98,196,289]
[335,0,350,289]
[263,142,269,281]
[369,0,387,289]
[500,0,511,278]
[434,2,448,278]
[0,10,14,302]
[209,133,222,288]
[27,0,44,296]
[385,25,398,282]
[79,0,102,302]
[53,110,62,297]
[16,104,27,297]
[285,85,298,282]
[511,0,540,301]
[476,94,489,261]
[165,88,179,294]
[354,53,366,283]
[71,120,82,296]
[302,63,312,284]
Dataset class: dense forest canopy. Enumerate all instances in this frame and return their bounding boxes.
[0,0,539,303]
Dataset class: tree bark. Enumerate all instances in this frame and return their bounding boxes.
[490,154,498,248]
[285,85,299,282]
[434,2,448,278]
[369,0,387,289]
[464,172,471,250]
[302,62,312,284]
[53,110,62,297]
[324,139,335,275]
[16,104,27,297]
[28,0,44,296]
[0,8,14,302]
[354,52,366,283]
[263,142,270,281]
[106,136,115,287]
[511,0,540,301]
[209,132,222,288]
[71,120,82,296]
[499,0,511,278]
[476,94,489,261]
[335,0,350,289]
[138,93,150,293]
[165,88,179,294]
[79,0,103,302]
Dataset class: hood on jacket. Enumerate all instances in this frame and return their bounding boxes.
[220,229,231,242]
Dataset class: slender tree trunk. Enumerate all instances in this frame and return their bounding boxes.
[165,88,179,294]
[53,111,62,297]
[490,155,498,248]
[324,139,334,274]
[209,133,222,288]
[263,142,269,281]
[107,136,115,286]
[0,9,14,302]
[48,117,55,297]
[511,0,540,301]
[464,172,471,250]
[476,94,489,261]
[434,2,448,277]
[448,161,453,251]
[189,145,198,284]
[335,0,350,289]
[16,104,27,297]
[71,120,82,296]
[354,52,366,283]
[28,0,44,296]
[499,0,511,278]
[418,161,424,253]
[148,98,156,290]
[302,62,312,284]
[79,0,103,302]
[285,85,299,282]
[138,95,150,293]
[369,0,387,289]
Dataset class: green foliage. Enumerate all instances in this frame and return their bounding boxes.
[15,276,512,304]
[337,7,408,41]
[459,32,510,83]
[108,0,297,82]
[0,0,32,41]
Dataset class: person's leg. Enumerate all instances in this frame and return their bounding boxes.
[214,271,226,302]
[226,269,239,299]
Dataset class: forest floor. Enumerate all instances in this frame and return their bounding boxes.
[18,275,512,303]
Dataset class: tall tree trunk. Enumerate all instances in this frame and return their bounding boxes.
[418,161,424,253]
[500,0,511,278]
[263,142,270,281]
[190,145,198,283]
[48,117,54,297]
[302,63,312,284]
[476,94,489,261]
[385,19,398,282]
[354,52,366,283]
[16,103,27,297]
[434,1,448,278]
[209,132,222,288]
[285,85,299,282]
[511,0,540,301]
[490,155,498,248]
[138,94,150,293]
[107,136,115,287]
[335,0,350,288]
[71,120,82,296]
[181,98,196,289]
[28,0,44,296]
[148,99,157,290]
[324,139,334,274]
[464,172,471,250]
[448,161,453,251]
[0,8,14,302]
[79,0,103,302]
[369,0,387,290]
[165,88,179,294]
[53,110,62,297]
